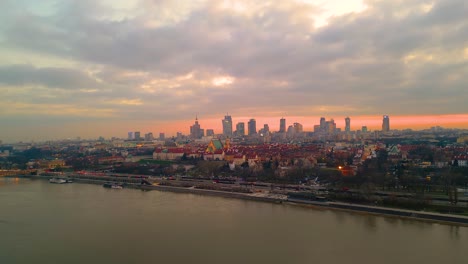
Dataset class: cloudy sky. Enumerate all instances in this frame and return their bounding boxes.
[0,0,467,142]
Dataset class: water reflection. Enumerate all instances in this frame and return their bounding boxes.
[363,215,377,231]
[0,177,21,186]
[450,225,460,240]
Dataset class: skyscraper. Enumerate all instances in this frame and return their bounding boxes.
[134,131,141,140]
[127,132,134,140]
[248,119,257,136]
[320,117,326,132]
[382,115,390,132]
[222,115,233,137]
[236,122,245,136]
[293,122,303,133]
[325,119,336,134]
[345,117,351,132]
[190,116,204,139]
[279,118,286,133]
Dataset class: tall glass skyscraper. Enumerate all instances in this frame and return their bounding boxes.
[345,117,351,132]
[248,119,257,135]
[382,115,390,132]
[280,118,286,133]
[222,115,233,136]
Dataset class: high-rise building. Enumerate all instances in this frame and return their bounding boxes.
[190,116,204,139]
[206,129,215,137]
[235,122,245,136]
[382,115,390,132]
[325,119,336,134]
[222,115,233,137]
[144,133,154,141]
[127,132,134,140]
[287,125,295,136]
[159,133,165,140]
[248,119,257,136]
[362,126,368,132]
[345,117,351,132]
[279,118,286,133]
[134,131,141,140]
[320,117,326,131]
[293,122,303,133]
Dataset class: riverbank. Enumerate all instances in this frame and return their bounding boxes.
[28,175,468,226]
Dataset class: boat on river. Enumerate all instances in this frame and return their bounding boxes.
[49,178,73,184]
[103,182,123,189]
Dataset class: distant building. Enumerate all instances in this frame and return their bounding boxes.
[382,115,390,132]
[134,131,141,140]
[325,119,336,134]
[222,115,233,137]
[235,122,245,136]
[293,122,303,133]
[320,117,326,131]
[128,132,134,140]
[313,125,321,133]
[145,133,154,141]
[159,133,165,140]
[248,119,257,136]
[206,129,215,137]
[190,116,204,139]
[362,126,368,132]
[345,117,351,132]
[279,118,286,133]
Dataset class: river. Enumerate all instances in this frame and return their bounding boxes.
[0,178,466,264]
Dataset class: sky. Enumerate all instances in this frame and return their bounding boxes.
[0,0,467,142]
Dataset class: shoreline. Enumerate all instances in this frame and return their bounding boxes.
[25,175,468,226]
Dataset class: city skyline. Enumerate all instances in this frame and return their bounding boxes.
[0,0,467,142]
[1,113,467,143]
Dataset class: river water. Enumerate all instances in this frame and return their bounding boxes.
[0,178,466,264]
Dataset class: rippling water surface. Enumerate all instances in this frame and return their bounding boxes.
[0,178,466,264]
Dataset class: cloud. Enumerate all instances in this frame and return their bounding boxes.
[0,0,467,141]
[0,64,102,90]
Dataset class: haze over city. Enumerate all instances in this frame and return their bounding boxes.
[1,0,467,142]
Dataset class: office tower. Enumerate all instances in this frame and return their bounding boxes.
[320,117,326,131]
[222,115,233,137]
[345,117,351,132]
[134,131,141,140]
[190,116,204,139]
[325,119,336,134]
[248,119,257,135]
[382,115,390,132]
[263,124,269,133]
[313,125,321,133]
[293,122,303,133]
[127,132,134,140]
[362,126,368,132]
[144,133,154,141]
[206,129,215,137]
[176,132,183,139]
[236,122,245,136]
[279,118,286,133]
[159,133,165,140]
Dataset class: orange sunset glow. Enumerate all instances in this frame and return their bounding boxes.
[149,114,468,137]
[0,0,467,142]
